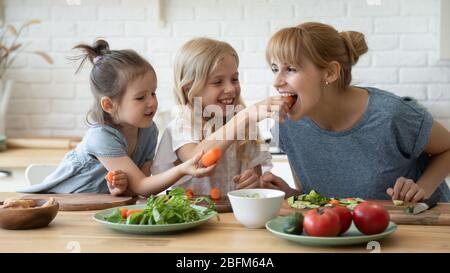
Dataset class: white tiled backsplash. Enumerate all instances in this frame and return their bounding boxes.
[3,0,450,138]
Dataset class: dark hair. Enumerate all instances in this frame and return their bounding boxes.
[71,39,154,126]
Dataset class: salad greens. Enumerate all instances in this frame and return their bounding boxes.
[287,190,365,210]
[105,187,217,225]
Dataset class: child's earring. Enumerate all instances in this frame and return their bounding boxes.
[325,81,329,85]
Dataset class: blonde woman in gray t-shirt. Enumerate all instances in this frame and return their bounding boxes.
[259,22,450,202]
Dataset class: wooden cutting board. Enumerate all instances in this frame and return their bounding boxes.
[279,199,450,226]
[22,193,137,211]
[135,195,232,213]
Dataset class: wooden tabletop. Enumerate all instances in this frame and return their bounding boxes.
[1,193,450,253]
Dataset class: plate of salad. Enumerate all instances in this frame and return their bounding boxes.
[287,190,365,210]
[93,187,218,234]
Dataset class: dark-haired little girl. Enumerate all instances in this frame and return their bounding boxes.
[20,39,215,196]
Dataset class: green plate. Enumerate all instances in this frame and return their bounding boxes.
[93,204,217,234]
[266,216,397,246]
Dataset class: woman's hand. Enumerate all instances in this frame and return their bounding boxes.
[179,150,217,178]
[260,171,297,197]
[386,177,426,203]
[233,169,260,189]
[106,170,128,196]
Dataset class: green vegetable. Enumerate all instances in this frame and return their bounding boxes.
[287,191,365,210]
[105,208,125,224]
[393,200,404,206]
[282,212,303,235]
[404,206,414,214]
[105,187,217,225]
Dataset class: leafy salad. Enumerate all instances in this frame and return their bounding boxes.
[104,187,218,225]
[287,190,365,210]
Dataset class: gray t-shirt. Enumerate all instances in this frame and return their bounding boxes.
[19,123,158,194]
[274,87,450,201]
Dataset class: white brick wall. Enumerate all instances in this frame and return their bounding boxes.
[2,0,450,137]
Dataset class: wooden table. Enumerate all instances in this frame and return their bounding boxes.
[1,193,450,253]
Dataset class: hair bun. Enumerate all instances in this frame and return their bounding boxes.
[92,39,110,56]
[339,31,368,65]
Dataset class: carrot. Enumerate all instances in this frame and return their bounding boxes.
[185,188,194,200]
[282,96,295,108]
[126,209,143,218]
[106,171,114,183]
[201,147,222,167]
[329,199,340,206]
[119,207,128,218]
[210,187,221,200]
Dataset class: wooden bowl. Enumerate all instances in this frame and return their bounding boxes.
[0,199,59,230]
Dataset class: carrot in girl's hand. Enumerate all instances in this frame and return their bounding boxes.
[201,147,222,167]
[210,187,221,200]
[126,209,143,218]
[106,171,114,183]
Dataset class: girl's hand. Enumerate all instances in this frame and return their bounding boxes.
[105,170,128,196]
[386,177,426,203]
[260,171,296,196]
[233,169,260,189]
[240,96,291,123]
[253,96,290,123]
[180,151,217,178]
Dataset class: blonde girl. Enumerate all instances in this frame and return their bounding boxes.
[152,37,284,196]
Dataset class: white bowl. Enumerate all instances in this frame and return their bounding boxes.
[228,188,285,229]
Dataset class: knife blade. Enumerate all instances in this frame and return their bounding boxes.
[413,193,440,214]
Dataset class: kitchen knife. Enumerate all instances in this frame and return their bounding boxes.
[413,193,441,215]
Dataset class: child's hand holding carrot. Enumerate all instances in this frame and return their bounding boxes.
[179,151,218,178]
[233,169,260,189]
[106,170,128,196]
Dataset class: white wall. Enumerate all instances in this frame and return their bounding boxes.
[2,0,450,137]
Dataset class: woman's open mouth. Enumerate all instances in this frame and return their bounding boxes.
[280,92,298,109]
[217,98,235,105]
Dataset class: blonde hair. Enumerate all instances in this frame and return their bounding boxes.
[173,37,258,162]
[266,22,368,90]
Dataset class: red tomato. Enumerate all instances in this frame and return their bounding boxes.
[303,208,341,237]
[210,187,221,200]
[352,202,390,235]
[325,206,352,234]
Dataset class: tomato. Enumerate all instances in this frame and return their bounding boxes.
[201,147,222,167]
[352,202,390,235]
[325,206,352,234]
[303,208,341,237]
[210,187,221,200]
